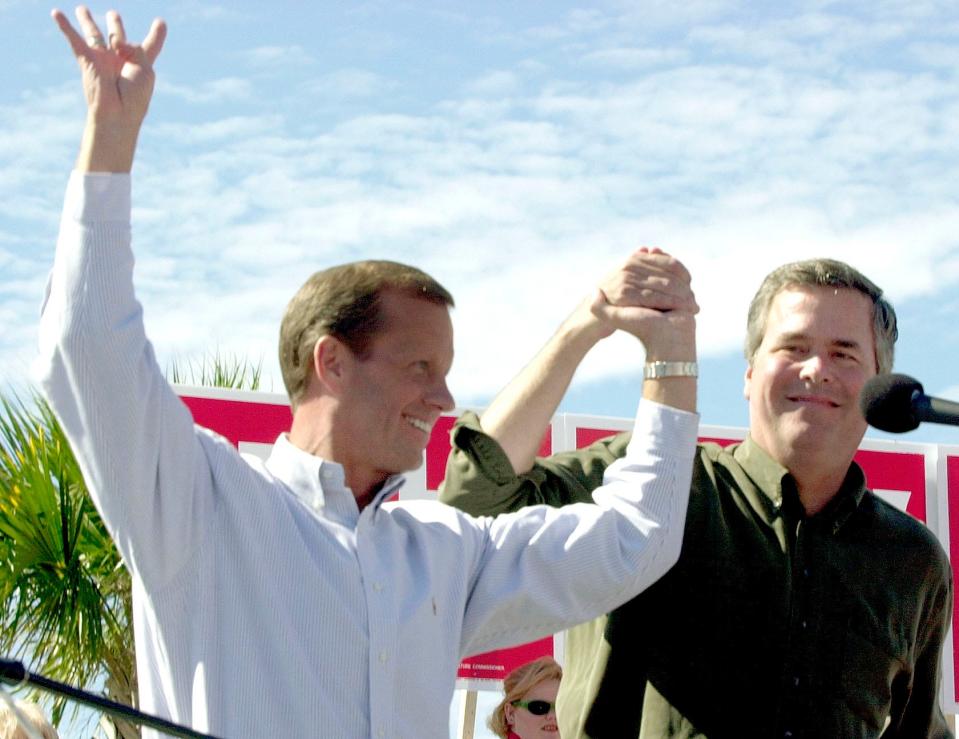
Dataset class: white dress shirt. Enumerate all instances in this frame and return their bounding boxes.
[36,172,698,738]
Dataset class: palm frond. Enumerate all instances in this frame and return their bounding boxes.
[0,392,136,726]
[167,351,263,390]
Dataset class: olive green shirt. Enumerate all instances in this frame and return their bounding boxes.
[440,412,953,739]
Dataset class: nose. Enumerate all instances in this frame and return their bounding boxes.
[427,377,455,412]
[798,353,831,384]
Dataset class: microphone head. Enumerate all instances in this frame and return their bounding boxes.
[859,373,924,433]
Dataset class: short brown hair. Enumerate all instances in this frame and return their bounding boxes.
[279,259,454,408]
[488,657,563,739]
[744,258,897,374]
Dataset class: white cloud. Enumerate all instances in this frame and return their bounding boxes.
[465,71,521,97]
[303,69,389,99]
[908,41,959,67]
[167,2,246,23]
[148,114,283,144]
[159,77,254,104]
[582,46,690,68]
[246,45,314,68]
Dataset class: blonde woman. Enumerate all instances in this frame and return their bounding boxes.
[489,657,562,739]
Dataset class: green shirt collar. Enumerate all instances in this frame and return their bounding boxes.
[733,436,868,531]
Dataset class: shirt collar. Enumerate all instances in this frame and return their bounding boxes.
[733,436,867,530]
[265,434,406,524]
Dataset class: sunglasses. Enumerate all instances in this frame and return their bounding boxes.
[511,699,556,716]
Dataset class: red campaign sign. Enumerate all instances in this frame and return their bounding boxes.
[853,448,927,522]
[180,392,292,445]
[947,455,959,704]
[175,389,943,692]
[456,637,554,683]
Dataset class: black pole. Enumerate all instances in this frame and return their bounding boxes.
[0,659,221,739]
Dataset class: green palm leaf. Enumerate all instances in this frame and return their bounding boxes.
[0,393,136,730]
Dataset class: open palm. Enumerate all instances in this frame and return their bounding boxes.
[52,6,166,126]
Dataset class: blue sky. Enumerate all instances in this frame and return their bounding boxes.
[3,1,959,447]
[2,1,959,733]
[2,0,959,446]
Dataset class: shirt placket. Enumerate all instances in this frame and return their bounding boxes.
[779,515,815,739]
[357,508,397,739]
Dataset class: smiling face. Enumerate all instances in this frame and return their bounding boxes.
[335,289,455,492]
[745,285,877,476]
[504,678,561,738]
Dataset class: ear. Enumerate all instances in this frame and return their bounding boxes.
[743,363,753,401]
[312,335,353,395]
[504,703,515,725]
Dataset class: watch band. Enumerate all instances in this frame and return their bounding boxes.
[643,360,699,380]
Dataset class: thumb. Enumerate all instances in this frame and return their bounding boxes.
[586,288,617,339]
[590,288,611,318]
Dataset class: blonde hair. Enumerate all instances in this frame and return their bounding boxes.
[0,700,59,739]
[488,657,563,739]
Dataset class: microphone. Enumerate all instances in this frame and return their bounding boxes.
[860,373,959,433]
[0,658,25,683]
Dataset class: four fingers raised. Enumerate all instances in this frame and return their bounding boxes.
[51,6,165,62]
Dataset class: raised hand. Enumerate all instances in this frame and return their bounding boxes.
[592,246,698,361]
[52,6,166,171]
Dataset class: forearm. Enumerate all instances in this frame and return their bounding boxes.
[462,401,697,655]
[481,299,608,474]
[36,173,205,586]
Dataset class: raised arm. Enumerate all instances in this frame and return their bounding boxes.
[51,5,166,172]
[38,10,210,591]
[480,247,698,473]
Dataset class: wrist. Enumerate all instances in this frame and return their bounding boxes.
[643,361,699,380]
[557,298,612,351]
[76,120,141,173]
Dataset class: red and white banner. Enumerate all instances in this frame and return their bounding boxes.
[174,386,954,704]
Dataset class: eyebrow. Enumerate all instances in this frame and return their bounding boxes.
[775,332,864,351]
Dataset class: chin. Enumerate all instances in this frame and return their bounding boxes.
[405,454,426,471]
[392,451,426,474]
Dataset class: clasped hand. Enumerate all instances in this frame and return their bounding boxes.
[592,246,698,360]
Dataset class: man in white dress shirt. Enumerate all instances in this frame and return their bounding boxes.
[38,7,700,737]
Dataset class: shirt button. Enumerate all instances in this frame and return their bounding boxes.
[803,568,810,578]
[793,676,800,687]
[801,620,807,629]
[379,651,389,663]
[784,731,793,738]
[373,582,384,592]
[377,729,385,738]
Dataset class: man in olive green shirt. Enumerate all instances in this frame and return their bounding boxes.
[440,255,953,738]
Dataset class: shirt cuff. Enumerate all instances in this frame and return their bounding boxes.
[627,398,699,460]
[64,171,131,224]
[450,410,521,484]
